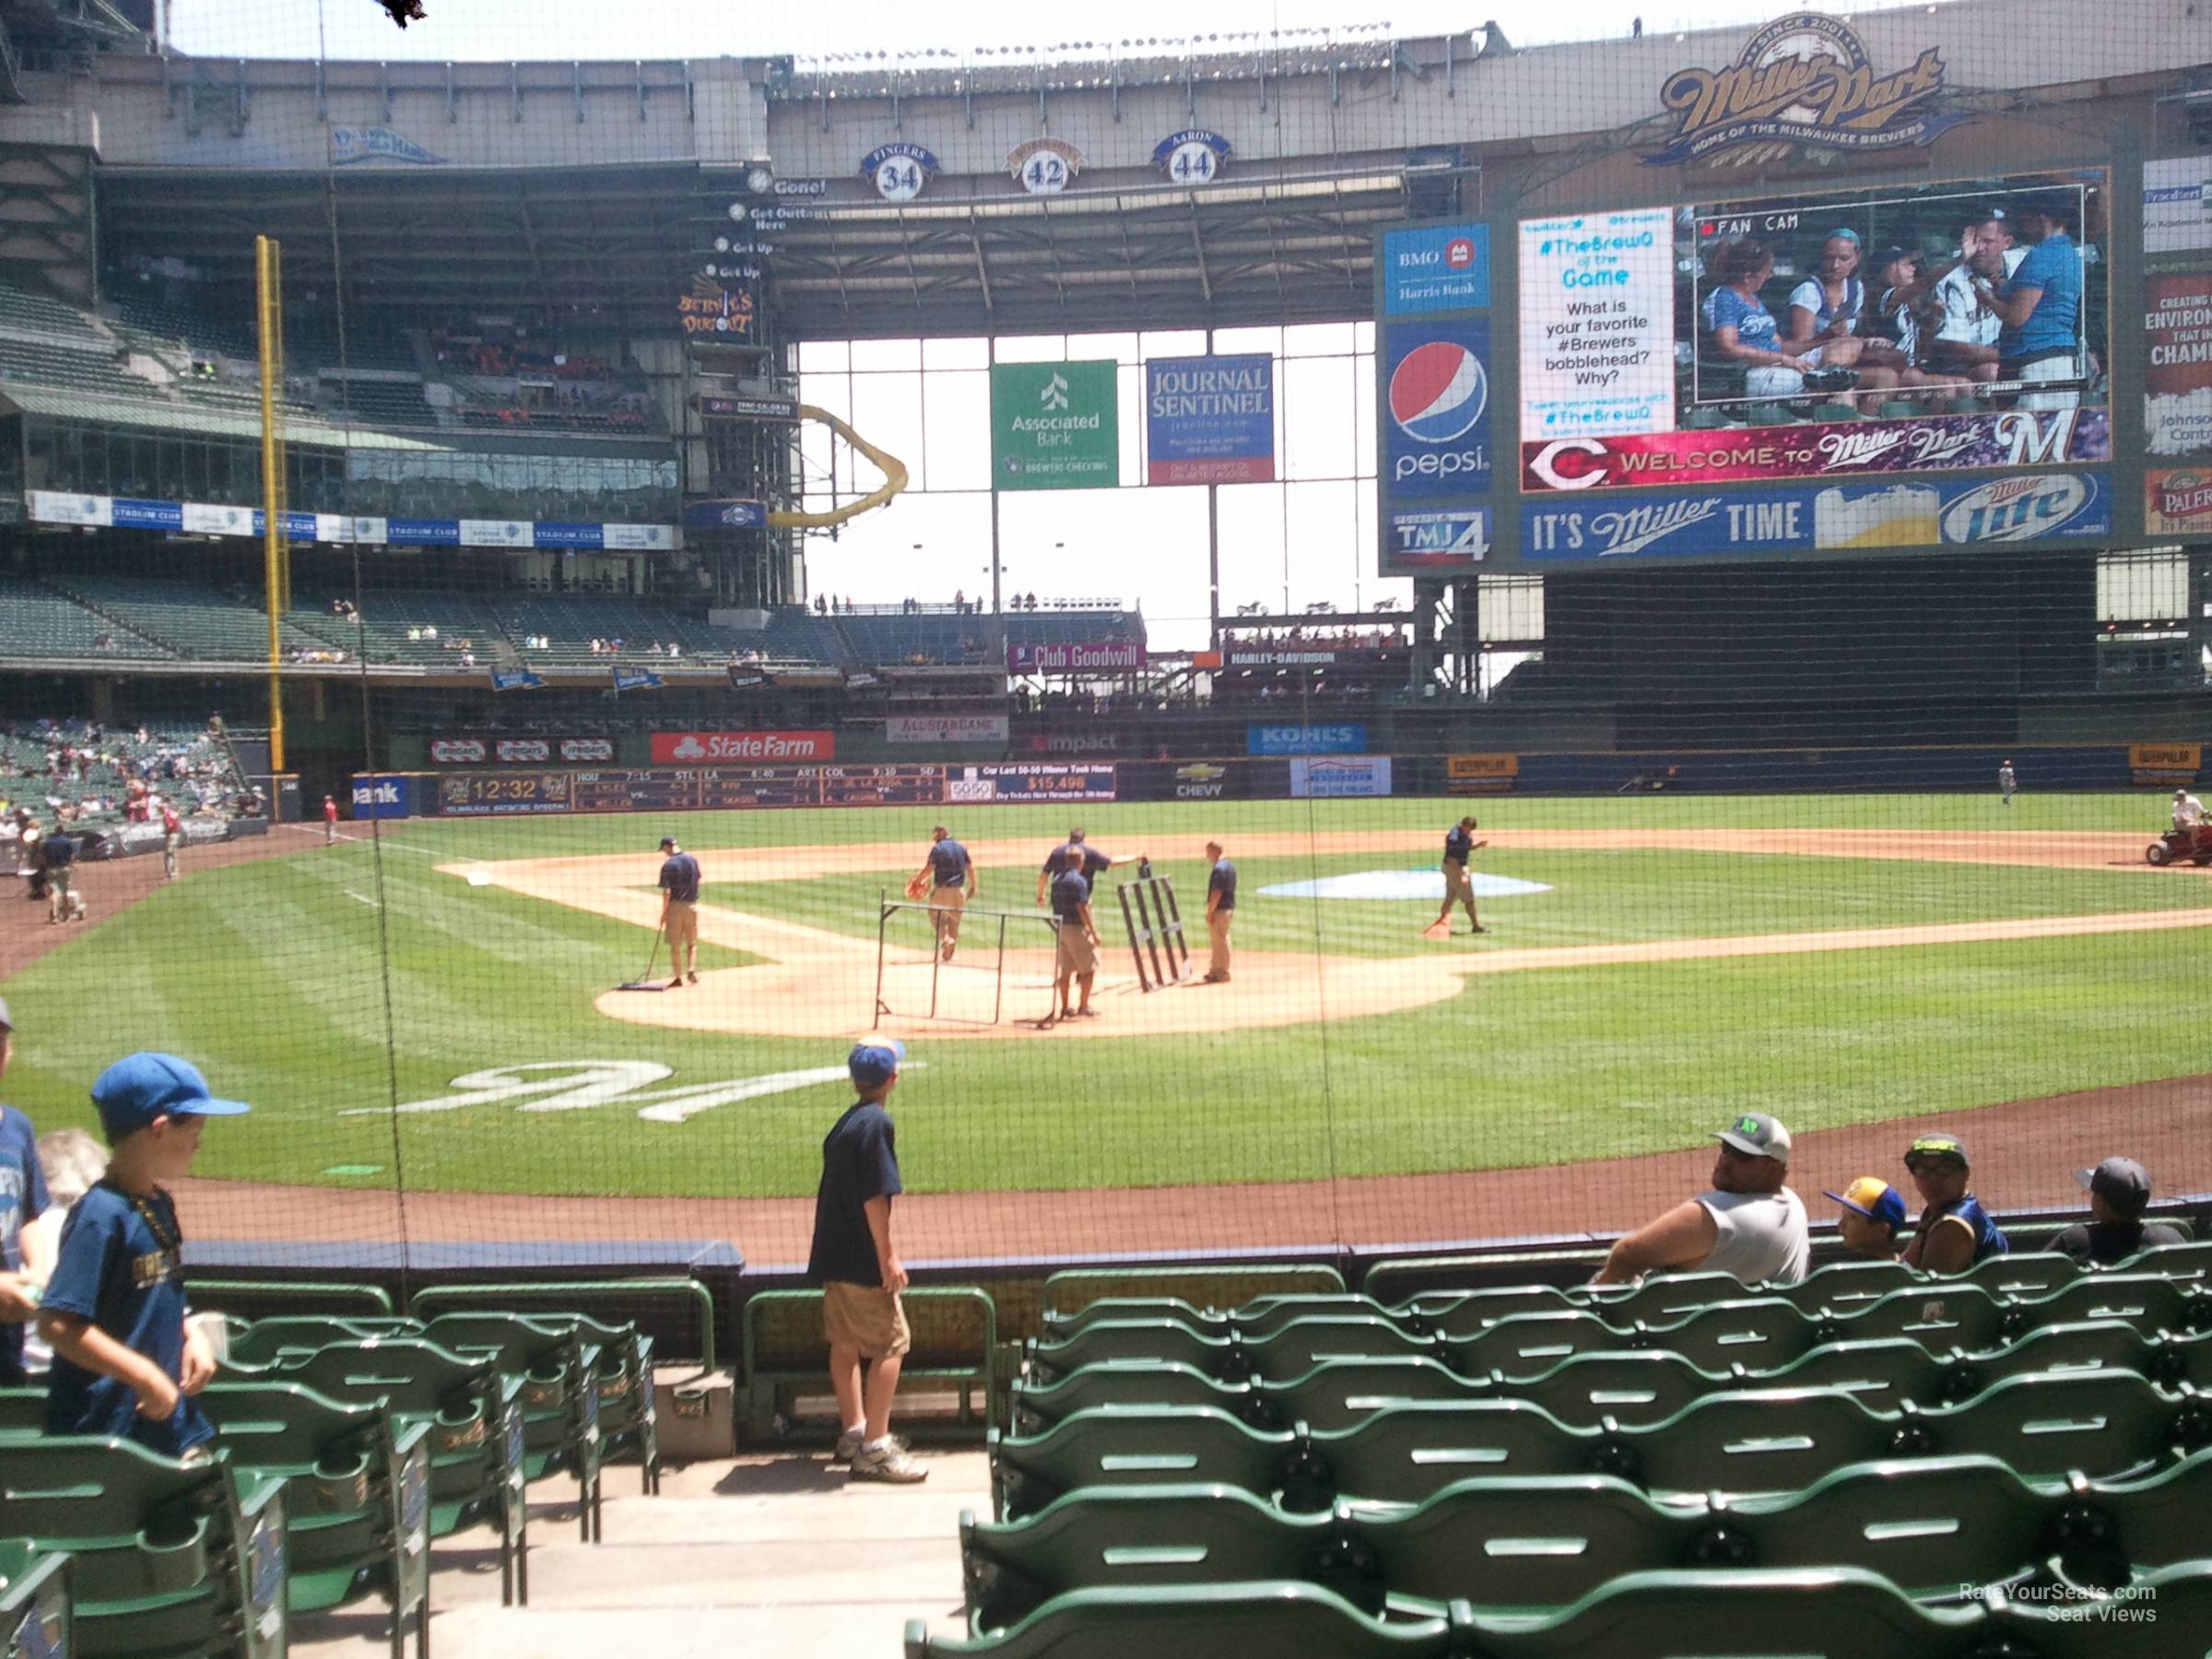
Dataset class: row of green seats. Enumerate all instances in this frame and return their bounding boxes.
[990,1371,2212,1519]
[1028,1274,2212,1385]
[1038,1241,2212,1343]
[1017,1321,2212,1435]
[0,1430,288,1659]
[907,1563,2212,1659]
[962,1449,2212,1629]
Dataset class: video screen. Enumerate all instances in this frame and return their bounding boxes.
[1519,169,2111,494]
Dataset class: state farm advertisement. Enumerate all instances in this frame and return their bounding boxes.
[1522,409,2110,493]
[2147,274,2212,457]
[650,730,835,763]
[2147,468,2212,537]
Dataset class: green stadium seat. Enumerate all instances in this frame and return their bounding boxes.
[1634,1299,1825,1373]
[2120,1239,2212,1279]
[909,1569,2001,1659]
[1441,1311,1635,1375]
[989,1407,1300,1523]
[0,1432,288,1659]
[1823,1283,2011,1350]
[1042,1266,1346,1323]
[1774,1259,1918,1312]
[222,1313,422,1368]
[199,1380,432,1657]
[1027,1315,1440,1386]
[1963,1252,2081,1299]
[0,1539,72,1659]
[271,1336,531,1606]
[1988,1559,2212,1657]
[2011,1274,2212,1339]
[418,1312,605,1543]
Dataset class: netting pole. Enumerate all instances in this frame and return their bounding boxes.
[875,888,890,1019]
[254,233,288,773]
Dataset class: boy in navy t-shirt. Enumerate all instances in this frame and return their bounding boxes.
[39,1053,250,1456]
[0,998,56,1384]
[808,1040,927,1483]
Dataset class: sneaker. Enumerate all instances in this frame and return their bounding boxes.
[850,1441,928,1483]
[1471,925,1489,935]
[686,971,700,985]
[831,1426,865,1464]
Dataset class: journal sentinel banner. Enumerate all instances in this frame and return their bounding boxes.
[1145,355,1275,485]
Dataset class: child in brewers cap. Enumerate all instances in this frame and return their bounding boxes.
[1823,1177,1907,1262]
[37,1053,249,1457]
[810,1038,927,1483]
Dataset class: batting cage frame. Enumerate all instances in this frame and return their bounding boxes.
[1118,874,1192,993]
[873,888,1064,1027]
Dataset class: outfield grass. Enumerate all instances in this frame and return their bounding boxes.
[1,793,2202,1200]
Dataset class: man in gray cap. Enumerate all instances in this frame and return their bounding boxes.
[2050,1158,2184,1266]
[655,835,701,989]
[1594,1112,1809,1287]
[0,999,57,1383]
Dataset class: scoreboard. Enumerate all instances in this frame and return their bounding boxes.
[434,763,1110,818]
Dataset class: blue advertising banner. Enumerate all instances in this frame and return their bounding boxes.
[387,518,462,547]
[1289,757,1394,798]
[1382,319,1492,500]
[1144,356,1275,486]
[1249,723,1369,757]
[1381,223,1491,316]
[684,499,771,530]
[489,668,547,692]
[1386,506,1490,568]
[349,775,414,819]
[612,667,664,692]
[24,491,677,553]
[1522,473,2112,563]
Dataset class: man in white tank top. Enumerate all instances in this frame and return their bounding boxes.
[1594,1112,1811,1286]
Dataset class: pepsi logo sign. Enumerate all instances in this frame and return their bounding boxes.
[1383,321,1492,495]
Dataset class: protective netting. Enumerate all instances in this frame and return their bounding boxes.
[0,0,2203,1292]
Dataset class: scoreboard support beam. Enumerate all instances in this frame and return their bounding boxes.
[1410,576,1480,700]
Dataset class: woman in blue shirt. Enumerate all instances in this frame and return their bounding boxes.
[1971,190,2086,412]
[1783,229,1900,405]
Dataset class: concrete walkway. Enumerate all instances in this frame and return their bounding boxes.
[294,1447,987,1659]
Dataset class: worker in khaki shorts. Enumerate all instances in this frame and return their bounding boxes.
[656,834,700,989]
[910,826,974,964]
[809,1039,926,1482]
[1049,848,1100,1020]
[1201,841,1236,982]
[1424,815,1488,938]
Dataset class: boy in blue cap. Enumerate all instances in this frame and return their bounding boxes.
[37,1053,249,1457]
[1823,1176,1907,1262]
[810,1038,926,1483]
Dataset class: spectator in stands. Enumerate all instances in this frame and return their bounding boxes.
[38,1053,249,1458]
[2050,1159,2184,1265]
[1593,1113,1810,1286]
[809,1039,927,1483]
[1862,246,1973,404]
[1926,212,2024,386]
[1783,229,1900,404]
[1975,190,2086,411]
[1822,1177,1906,1262]
[0,999,57,1386]
[1898,1133,2008,1272]
[1701,237,1856,401]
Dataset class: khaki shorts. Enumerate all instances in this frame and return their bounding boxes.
[664,900,699,951]
[932,883,968,926]
[822,1280,911,1359]
[1442,862,1473,902]
[1055,921,1098,977]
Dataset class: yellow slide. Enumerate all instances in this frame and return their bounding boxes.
[768,404,909,529]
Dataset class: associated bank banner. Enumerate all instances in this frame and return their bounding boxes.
[1249,723,1368,756]
[1290,757,1394,798]
[1145,355,1275,485]
[350,775,415,819]
[28,490,676,552]
[887,713,1010,745]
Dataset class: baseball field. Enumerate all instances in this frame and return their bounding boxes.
[5,792,2209,1265]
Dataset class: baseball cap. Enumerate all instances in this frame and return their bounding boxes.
[92,1052,251,1143]
[2077,1157,2152,1215]
[1712,1112,1792,1163]
[1904,1133,1971,1171]
[0,996,10,1032]
[659,835,677,849]
[1824,1176,1907,1230]
[848,1038,906,1089]
[1872,243,1912,272]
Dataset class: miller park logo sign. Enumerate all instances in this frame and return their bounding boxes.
[1643,13,1970,169]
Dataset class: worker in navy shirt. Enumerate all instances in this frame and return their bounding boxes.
[1049,853,1101,1019]
[808,1040,926,1483]
[39,827,78,924]
[1201,841,1237,983]
[657,834,702,989]
[1976,190,2085,411]
[40,1053,251,1457]
[0,998,56,1385]
[1034,826,1140,905]
[912,827,976,964]
[1425,816,1488,938]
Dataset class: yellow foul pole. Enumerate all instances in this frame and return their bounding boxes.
[255,235,288,772]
